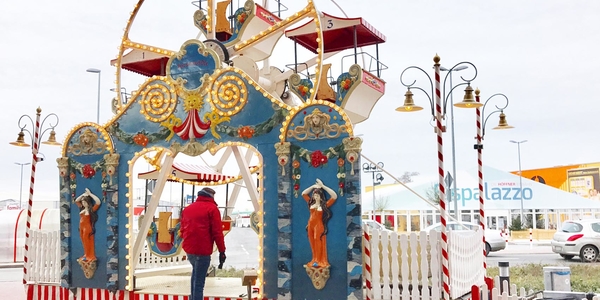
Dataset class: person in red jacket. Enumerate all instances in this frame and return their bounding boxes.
[180,187,226,300]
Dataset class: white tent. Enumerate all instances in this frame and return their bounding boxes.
[362,165,600,213]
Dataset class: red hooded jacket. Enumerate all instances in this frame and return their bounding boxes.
[180,194,226,256]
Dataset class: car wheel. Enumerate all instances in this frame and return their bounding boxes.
[485,243,491,257]
[559,254,574,260]
[579,245,598,263]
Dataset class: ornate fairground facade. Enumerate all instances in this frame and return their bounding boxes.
[27,1,388,299]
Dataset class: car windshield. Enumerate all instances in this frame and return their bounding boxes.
[561,222,583,233]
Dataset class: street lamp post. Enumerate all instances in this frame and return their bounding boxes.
[362,162,384,221]
[86,68,101,124]
[510,140,527,226]
[472,89,514,269]
[397,55,481,300]
[9,107,60,284]
[440,65,468,220]
[15,162,31,209]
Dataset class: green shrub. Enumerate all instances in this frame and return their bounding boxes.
[487,263,600,293]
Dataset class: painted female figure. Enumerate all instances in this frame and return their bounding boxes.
[301,179,338,267]
[75,188,101,262]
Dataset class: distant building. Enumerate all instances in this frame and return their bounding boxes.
[0,199,20,211]
[362,165,600,232]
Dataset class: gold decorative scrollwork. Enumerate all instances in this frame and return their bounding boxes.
[139,79,177,123]
[171,140,216,157]
[348,64,362,77]
[160,115,183,142]
[193,10,207,31]
[206,111,231,139]
[68,129,106,156]
[289,73,302,87]
[208,73,248,117]
[304,264,330,290]
[243,0,254,11]
[143,149,164,170]
[287,108,347,141]
[78,258,97,279]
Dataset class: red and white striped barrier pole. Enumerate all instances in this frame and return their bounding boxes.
[475,89,486,271]
[434,55,450,300]
[23,108,42,284]
[363,229,372,300]
[529,228,533,249]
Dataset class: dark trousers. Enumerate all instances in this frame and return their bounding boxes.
[187,254,211,300]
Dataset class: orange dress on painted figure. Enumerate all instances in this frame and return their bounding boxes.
[301,179,338,267]
[75,189,101,261]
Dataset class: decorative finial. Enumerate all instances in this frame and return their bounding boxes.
[36,107,42,113]
[475,88,480,96]
[433,54,440,64]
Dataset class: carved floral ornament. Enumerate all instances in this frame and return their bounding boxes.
[275,136,362,198]
[68,128,107,156]
[287,108,347,141]
[274,141,291,175]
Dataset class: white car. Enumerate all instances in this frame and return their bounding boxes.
[551,219,600,262]
[423,221,506,256]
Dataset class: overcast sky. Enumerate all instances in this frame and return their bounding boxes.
[1,1,599,206]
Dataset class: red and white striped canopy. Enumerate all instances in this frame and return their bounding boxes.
[138,162,233,182]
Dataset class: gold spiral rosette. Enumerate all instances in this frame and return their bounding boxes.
[138,78,178,123]
[208,71,248,117]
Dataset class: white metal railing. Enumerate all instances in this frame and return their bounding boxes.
[27,230,60,284]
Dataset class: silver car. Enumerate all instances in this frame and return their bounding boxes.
[362,219,393,233]
[423,221,506,256]
[551,219,600,262]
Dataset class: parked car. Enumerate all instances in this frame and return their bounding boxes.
[551,219,600,262]
[362,219,393,232]
[423,221,506,256]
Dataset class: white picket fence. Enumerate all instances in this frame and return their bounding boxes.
[25,228,599,300]
[137,247,188,269]
[25,229,188,285]
[363,225,485,300]
[448,230,485,298]
[27,230,60,284]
